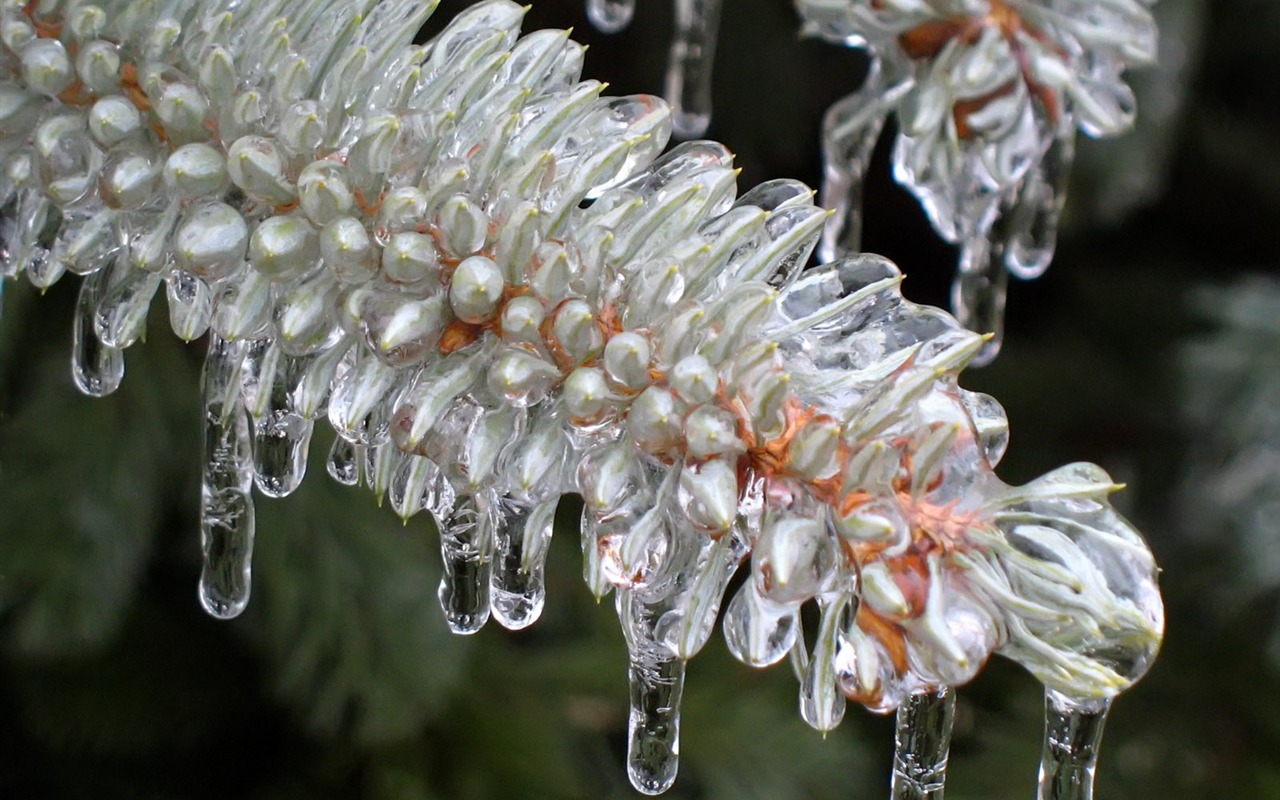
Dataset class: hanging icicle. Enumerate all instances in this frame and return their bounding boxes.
[0,0,1164,795]
[586,0,723,138]
[795,0,1159,363]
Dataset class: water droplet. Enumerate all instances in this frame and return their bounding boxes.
[1037,691,1111,800]
[665,0,722,139]
[890,689,957,800]
[326,435,362,486]
[586,0,635,34]
[436,493,492,634]
[71,269,124,398]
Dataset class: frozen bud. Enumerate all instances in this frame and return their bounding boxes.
[273,53,311,104]
[789,418,843,481]
[833,496,908,546]
[603,331,651,393]
[297,160,354,225]
[153,81,209,137]
[320,216,378,284]
[563,366,611,424]
[669,353,717,405]
[100,150,160,210]
[493,201,540,284]
[249,214,319,281]
[68,6,107,41]
[381,231,440,286]
[35,115,98,205]
[435,194,488,258]
[88,96,142,147]
[746,370,790,440]
[529,241,576,304]
[226,135,295,205]
[198,46,236,101]
[684,405,742,460]
[275,272,341,354]
[175,202,248,279]
[488,348,562,407]
[378,186,429,233]
[859,561,914,620]
[754,513,833,604]
[22,39,76,97]
[144,18,182,60]
[500,295,545,344]
[450,255,504,323]
[510,418,569,501]
[657,303,706,363]
[228,90,265,135]
[550,299,603,364]
[579,445,637,513]
[347,113,400,179]
[372,295,448,363]
[0,14,34,51]
[163,143,228,200]
[627,386,685,453]
[678,458,739,533]
[624,260,684,325]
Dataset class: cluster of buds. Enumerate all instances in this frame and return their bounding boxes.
[0,0,1162,795]
[796,0,1158,360]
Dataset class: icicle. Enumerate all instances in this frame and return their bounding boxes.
[490,496,558,630]
[93,260,163,349]
[1006,134,1076,280]
[198,336,256,620]
[246,344,314,499]
[586,0,635,34]
[665,0,721,139]
[1037,691,1111,800]
[71,268,125,398]
[435,492,492,634]
[581,508,614,600]
[818,59,913,262]
[952,230,1007,367]
[889,688,957,800]
[619,591,686,796]
[800,594,848,733]
[326,435,362,486]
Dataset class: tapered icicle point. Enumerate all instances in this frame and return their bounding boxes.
[1037,691,1111,800]
[625,640,686,794]
[890,689,957,800]
[71,268,125,398]
[665,0,722,139]
[953,234,1007,367]
[198,337,256,621]
[490,497,557,630]
[587,0,636,33]
[436,493,493,635]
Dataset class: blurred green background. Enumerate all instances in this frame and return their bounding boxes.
[2,0,1279,797]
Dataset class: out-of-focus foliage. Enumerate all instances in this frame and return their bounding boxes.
[2,0,1280,798]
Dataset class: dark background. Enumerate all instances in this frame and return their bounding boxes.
[3,0,1280,797]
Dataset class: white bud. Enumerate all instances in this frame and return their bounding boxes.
[563,366,611,424]
[68,6,107,41]
[100,150,159,210]
[378,186,429,233]
[22,39,76,97]
[0,14,35,52]
[627,386,685,453]
[76,40,120,94]
[493,201,540,284]
[174,202,248,279]
[297,160,354,225]
[669,354,717,406]
[226,135,295,205]
[860,562,913,620]
[163,143,228,200]
[372,295,448,364]
[551,299,603,364]
[789,417,843,481]
[603,331,651,393]
[684,405,742,460]
[435,194,488,258]
[488,348,562,408]
[249,214,318,281]
[529,241,575,304]
[348,113,400,181]
[198,46,236,101]
[450,255,504,323]
[320,216,378,284]
[153,81,209,137]
[678,457,739,533]
[755,513,831,604]
[381,231,440,286]
[279,101,325,158]
[500,295,545,344]
[87,96,141,147]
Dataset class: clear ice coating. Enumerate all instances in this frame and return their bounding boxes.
[586,0,723,138]
[0,0,1165,795]
[891,689,956,800]
[796,0,1159,357]
[1037,691,1111,800]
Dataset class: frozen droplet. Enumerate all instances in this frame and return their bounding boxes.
[71,268,125,398]
[326,435,362,486]
[165,270,213,342]
[890,689,957,800]
[436,493,492,634]
[800,595,849,733]
[619,592,686,796]
[581,508,614,600]
[722,582,800,667]
[586,0,635,34]
[198,337,256,620]
[94,260,162,349]
[951,233,1006,367]
[389,454,441,520]
[491,497,558,630]
[327,347,398,445]
[248,346,314,499]
[1006,134,1076,280]
[1037,691,1111,800]
[665,0,722,139]
[654,527,747,659]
